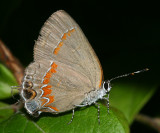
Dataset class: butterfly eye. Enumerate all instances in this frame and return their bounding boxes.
[104,82,108,90]
[24,81,33,89]
[23,89,37,100]
[103,81,111,92]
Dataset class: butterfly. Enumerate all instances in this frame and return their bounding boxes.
[15,10,148,124]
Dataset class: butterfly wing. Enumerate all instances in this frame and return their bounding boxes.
[24,59,92,113]
[34,10,103,89]
[23,10,103,113]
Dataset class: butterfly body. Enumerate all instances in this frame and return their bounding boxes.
[80,88,107,106]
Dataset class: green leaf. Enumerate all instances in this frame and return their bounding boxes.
[104,51,159,124]
[0,104,130,133]
[0,102,14,123]
[110,81,156,124]
[0,63,18,99]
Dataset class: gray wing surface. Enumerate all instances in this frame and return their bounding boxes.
[34,10,103,90]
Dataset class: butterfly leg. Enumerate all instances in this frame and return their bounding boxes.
[103,93,110,113]
[94,102,100,124]
[67,103,89,124]
[68,108,75,124]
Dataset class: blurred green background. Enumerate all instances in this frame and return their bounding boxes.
[0,0,160,132]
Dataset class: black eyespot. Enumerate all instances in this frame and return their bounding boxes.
[24,81,33,89]
[23,89,37,100]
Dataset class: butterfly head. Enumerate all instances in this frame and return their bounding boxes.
[102,80,112,93]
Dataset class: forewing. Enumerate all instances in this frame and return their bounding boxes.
[34,10,103,89]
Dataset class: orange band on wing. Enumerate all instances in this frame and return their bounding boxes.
[41,99,48,106]
[62,33,67,40]
[42,86,52,97]
[42,62,58,84]
[43,78,50,84]
[45,72,52,78]
[67,32,71,36]
[54,48,60,55]
[47,106,59,111]
[70,29,75,33]
[50,68,56,73]
[40,62,58,111]
[51,62,58,68]
[45,96,54,105]
[53,28,75,55]
[40,87,57,111]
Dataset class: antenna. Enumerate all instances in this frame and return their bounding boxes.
[108,68,149,82]
[104,68,149,114]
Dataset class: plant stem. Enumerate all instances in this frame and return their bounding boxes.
[135,114,160,132]
[0,40,24,84]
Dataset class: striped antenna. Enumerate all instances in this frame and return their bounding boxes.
[104,68,149,114]
[109,68,149,82]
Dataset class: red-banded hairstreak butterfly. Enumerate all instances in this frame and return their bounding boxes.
[14,10,148,124]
